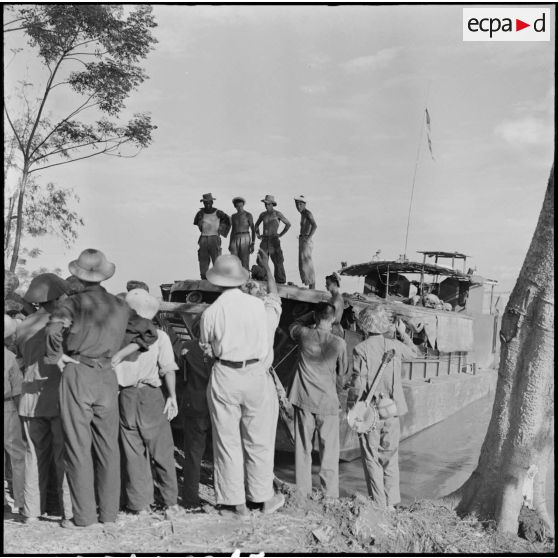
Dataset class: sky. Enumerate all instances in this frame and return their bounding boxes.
[4,4,555,298]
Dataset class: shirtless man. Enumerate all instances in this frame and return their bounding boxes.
[326,273,344,338]
[255,195,291,284]
[294,195,317,289]
[229,197,255,270]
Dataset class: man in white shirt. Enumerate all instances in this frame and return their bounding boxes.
[200,254,284,519]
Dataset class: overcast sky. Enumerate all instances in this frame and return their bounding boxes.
[4,4,555,297]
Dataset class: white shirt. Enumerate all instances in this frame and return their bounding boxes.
[114,329,178,388]
[200,288,270,362]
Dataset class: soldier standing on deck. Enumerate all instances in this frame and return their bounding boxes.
[193,193,231,280]
[229,197,255,271]
[294,195,317,289]
[255,195,291,284]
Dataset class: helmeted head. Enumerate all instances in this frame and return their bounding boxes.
[357,304,391,335]
[125,288,160,320]
[206,254,249,288]
[24,273,70,305]
[68,249,115,283]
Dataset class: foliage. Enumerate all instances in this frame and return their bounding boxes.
[3,4,158,270]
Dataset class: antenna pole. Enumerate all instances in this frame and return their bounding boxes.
[403,82,431,260]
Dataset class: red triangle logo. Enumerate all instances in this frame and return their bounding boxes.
[516,19,530,31]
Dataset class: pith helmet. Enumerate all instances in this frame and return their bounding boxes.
[261,194,277,206]
[126,288,160,319]
[24,273,70,304]
[68,249,115,282]
[357,304,391,334]
[207,254,249,287]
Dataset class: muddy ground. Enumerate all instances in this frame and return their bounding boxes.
[3,454,554,555]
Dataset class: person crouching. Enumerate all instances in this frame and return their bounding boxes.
[111,289,182,519]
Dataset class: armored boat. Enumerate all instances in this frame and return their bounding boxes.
[157,250,499,461]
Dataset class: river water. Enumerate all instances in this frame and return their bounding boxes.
[275,393,554,517]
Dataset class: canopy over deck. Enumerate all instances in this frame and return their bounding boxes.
[339,260,470,280]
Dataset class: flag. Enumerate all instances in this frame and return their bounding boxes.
[425,108,435,161]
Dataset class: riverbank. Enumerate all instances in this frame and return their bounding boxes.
[3,465,554,555]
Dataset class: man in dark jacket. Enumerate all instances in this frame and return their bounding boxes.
[45,249,157,529]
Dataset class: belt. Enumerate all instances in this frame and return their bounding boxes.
[216,357,259,369]
[261,235,279,239]
[71,355,112,368]
[232,232,250,236]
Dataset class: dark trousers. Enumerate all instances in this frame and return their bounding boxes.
[198,236,221,279]
[182,414,211,506]
[259,236,286,284]
[59,363,120,526]
[119,386,177,511]
[21,416,72,519]
[4,400,25,509]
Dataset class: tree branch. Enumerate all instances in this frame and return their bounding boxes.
[30,144,125,172]
[3,106,26,153]
[31,135,128,164]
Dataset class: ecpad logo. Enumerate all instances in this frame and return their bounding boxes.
[463,8,550,41]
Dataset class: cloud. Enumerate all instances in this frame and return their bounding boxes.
[340,48,400,73]
[494,116,553,146]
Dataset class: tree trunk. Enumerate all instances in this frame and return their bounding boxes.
[9,168,29,272]
[443,167,554,536]
[4,193,17,255]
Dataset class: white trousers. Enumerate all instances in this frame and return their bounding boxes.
[208,362,279,505]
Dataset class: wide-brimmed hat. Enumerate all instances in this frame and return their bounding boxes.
[232,196,246,205]
[68,249,115,282]
[207,254,249,287]
[200,193,216,203]
[261,194,277,206]
[4,314,17,338]
[357,304,391,334]
[294,194,308,204]
[24,273,70,304]
[126,288,160,319]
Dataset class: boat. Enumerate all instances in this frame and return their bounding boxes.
[157,250,500,461]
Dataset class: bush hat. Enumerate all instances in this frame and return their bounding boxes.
[357,304,391,335]
[24,273,70,304]
[207,254,249,287]
[4,314,17,338]
[200,193,216,203]
[294,194,308,203]
[232,196,246,205]
[68,249,115,282]
[261,194,277,206]
[126,288,160,319]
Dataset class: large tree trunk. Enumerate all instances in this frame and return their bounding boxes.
[9,168,29,272]
[443,167,554,536]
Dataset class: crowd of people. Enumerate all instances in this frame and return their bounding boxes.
[4,196,418,529]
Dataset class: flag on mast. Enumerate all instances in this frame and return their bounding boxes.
[425,108,435,161]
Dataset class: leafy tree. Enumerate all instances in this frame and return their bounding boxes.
[443,167,554,537]
[4,5,158,271]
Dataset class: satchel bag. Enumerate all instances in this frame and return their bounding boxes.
[347,349,396,433]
